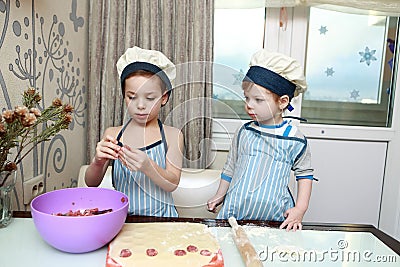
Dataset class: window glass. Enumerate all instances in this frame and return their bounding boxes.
[302,7,398,127]
[213,8,265,119]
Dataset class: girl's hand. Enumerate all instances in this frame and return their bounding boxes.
[207,194,225,213]
[119,145,151,172]
[93,135,120,165]
[279,206,305,231]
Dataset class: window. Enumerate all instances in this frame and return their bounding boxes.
[213,6,399,128]
[213,7,265,119]
[302,7,399,127]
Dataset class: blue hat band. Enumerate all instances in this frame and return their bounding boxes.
[120,61,172,93]
[243,66,296,99]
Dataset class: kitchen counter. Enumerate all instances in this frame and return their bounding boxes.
[1,212,399,267]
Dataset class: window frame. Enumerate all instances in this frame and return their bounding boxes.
[212,6,397,151]
[301,11,398,128]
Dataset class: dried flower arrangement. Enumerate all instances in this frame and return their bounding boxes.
[0,88,73,187]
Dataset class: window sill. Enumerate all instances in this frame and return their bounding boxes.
[212,118,395,151]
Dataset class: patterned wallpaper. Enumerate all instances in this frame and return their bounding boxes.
[0,0,88,210]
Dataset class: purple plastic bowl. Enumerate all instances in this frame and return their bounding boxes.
[30,187,128,253]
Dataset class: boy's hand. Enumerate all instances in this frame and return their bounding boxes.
[207,195,224,213]
[279,206,305,231]
[94,135,120,165]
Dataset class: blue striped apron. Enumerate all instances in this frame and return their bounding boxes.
[112,119,178,217]
[217,122,306,221]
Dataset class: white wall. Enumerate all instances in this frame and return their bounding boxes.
[302,139,387,226]
[378,63,400,240]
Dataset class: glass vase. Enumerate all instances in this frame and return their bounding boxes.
[0,170,17,228]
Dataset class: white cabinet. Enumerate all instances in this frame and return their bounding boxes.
[301,139,387,226]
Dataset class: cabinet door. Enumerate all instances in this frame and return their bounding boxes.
[301,139,387,226]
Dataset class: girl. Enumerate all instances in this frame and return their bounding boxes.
[85,47,183,217]
[207,50,315,231]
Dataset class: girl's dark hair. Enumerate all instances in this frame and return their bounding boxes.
[122,70,167,96]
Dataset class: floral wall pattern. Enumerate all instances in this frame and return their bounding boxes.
[0,0,88,210]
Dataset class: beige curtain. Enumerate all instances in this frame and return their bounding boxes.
[87,0,214,169]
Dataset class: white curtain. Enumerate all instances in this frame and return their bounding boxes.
[216,0,400,16]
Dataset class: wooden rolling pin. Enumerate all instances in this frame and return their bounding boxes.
[228,217,263,267]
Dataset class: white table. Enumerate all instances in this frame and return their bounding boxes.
[0,218,107,267]
[1,217,399,267]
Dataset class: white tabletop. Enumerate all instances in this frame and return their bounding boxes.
[1,218,399,267]
[0,218,107,267]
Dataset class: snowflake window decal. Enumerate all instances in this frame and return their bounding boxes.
[318,26,328,35]
[232,69,245,85]
[359,47,377,66]
[350,89,360,100]
[325,67,334,77]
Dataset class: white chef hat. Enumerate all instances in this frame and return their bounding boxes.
[116,46,176,95]
[243,49,307,103]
